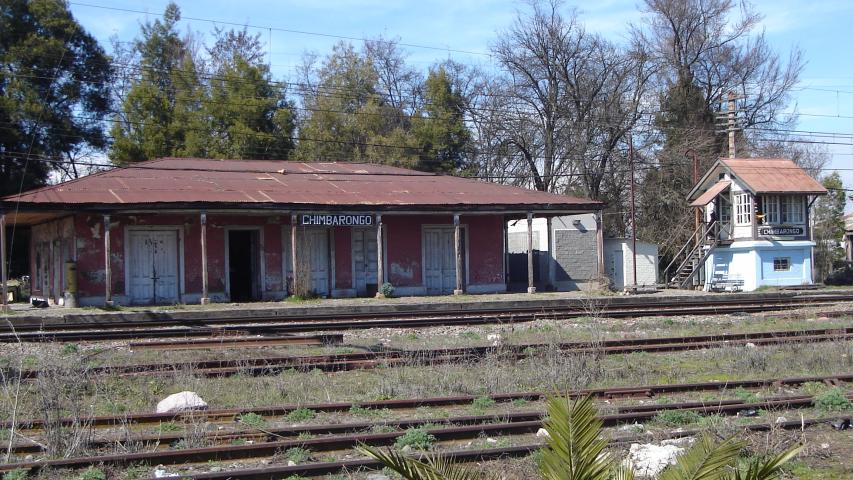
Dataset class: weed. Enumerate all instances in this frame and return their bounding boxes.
[733,387,758,403]
[296,432,314,440]
[284,476,311,480]
[284,408,320,423]
[814,388,852,411]
[122,465,150,480]
[512,398,530,407]
[158,422,181,433]
[239,412,267,429]
[654,410,704,426]
[333,347,356,354]
[282,447,312,464]
[348,404,390,417]
[78,468,106,480]
[3,469,28,480]
[470,396,496,413]
[394,428,435,450]
[231,438,249,446]
[61,343,79,355]
[460,332,481,340]
[801,381,829,396]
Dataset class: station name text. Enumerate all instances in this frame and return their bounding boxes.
[300,214,374,226]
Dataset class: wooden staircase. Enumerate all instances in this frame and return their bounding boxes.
[663,221,720,289]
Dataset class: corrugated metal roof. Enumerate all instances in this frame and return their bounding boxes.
[689,180,731,207]
[720,158,827,194]
[1,158,602,211]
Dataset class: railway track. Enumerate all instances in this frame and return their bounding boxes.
[6,373,849,432]
[3,292,852,342]
[14,326,850,379]
[2,392,847,475]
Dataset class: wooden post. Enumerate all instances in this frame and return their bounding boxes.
[453,214,463,295]
[596,211,605,284]
[546,216,554,289]
[1,213,8,313]
[526,212,536,294]
[103,214,112,306]
[290,214,298,297]
[200,212,209,304]
[376,214,384,297]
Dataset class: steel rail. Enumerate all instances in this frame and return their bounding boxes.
[15,326,850,379]
[184,416,846,480]
[5,373,850,432]
[1,394,844,473]
[2,292,851,341]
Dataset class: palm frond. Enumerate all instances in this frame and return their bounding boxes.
[612,460,636,480]
[359,444,482,480]
[658,436,743,480]
[539,395,615,480]
[730,444,803,480]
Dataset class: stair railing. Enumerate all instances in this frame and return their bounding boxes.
[663,220,716,283]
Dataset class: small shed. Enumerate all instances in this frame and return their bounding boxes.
[603,239,659,288]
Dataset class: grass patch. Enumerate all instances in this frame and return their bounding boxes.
[732,387,758,403]
[654,410,704,426]
[281,447,312,464]
[78,468,106,480]
[3,469,28,480]
[394,427,436,450]
[814,388,852,411]
[470,396,496,413]
[239,412,267,429]
[158,422,181,433]
[285,408,316,422]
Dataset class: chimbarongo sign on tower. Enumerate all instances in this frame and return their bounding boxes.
[300,214,374,226]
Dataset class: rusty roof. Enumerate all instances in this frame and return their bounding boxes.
[688,158,827,201]
[689,180,731,207]
[720,158,827,194]
[1,158,602,214]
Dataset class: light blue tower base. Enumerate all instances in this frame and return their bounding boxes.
[704,241,814,292]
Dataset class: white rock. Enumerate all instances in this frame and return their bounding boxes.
[154,468,180,478]
[401,445,413,454]
[536,428,551,439]
[287,461,296,466]
[619,423,645,433]
[745,342,757,348]
[486,333,501,341]
[629,443,685,478]
[486,437,498,444]
[367,474,391,480]
[821,443,830,449]
[661,436,694,447]
[775,416,788,424]
[156,391,208,414]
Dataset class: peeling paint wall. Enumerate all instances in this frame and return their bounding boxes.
[30,216,75,304]
[465,215,504,285]
[334,227,352,289]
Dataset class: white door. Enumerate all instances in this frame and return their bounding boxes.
[304,229,330,296]
[424,227,459,295]
[609,249,624,288]
[352,228,378,296]
[128,230,179,304]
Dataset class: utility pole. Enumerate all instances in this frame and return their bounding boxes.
[687,149,700,232]
[629,133,637,287]
[727,91,736,158]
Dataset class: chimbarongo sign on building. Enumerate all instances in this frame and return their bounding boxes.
[300,214,374,226]
[758,225,804,237]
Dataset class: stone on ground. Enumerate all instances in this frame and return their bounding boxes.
[628,442,685,478]
[156,391,208,414]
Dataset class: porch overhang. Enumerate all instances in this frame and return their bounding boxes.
[689,180,731,207]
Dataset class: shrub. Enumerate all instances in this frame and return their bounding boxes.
[78,468,106,480]
[3,469,28,480]
[380,282,395,297]
[814,388,853,411]
[158,422,181,433]
[470,396,496,413]
[283,447,312,464]
[238,412,266,429]
[654,410,704,426]
[286,408,316,422]
[394,428,435,450]
[61,343,79,355]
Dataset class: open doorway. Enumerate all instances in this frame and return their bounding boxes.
[228,229,261,302]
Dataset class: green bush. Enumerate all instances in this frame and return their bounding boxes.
[470,396,496,412]
[394,428,436,450]
[238,412,266,429]
[3,469,28,480]
[283,447,312,464]
[286,408,316,422]
[78,468,106,480]
[380,282,395,297]
[814,388,852,411]
[654,410,704,426]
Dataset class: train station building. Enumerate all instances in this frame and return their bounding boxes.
[0,158,603,307]
[682,158,826,291]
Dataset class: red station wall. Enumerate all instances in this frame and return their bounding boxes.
[334,227,353,289]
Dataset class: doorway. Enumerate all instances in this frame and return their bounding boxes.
[423,226,465,295]
[228,229,261,302]
[127,229,180,304]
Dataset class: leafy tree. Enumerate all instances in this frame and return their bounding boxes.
[813,172,846,281]
[109,2,193,163]
[410,67,471,173]
[362,396,801,480]
[0,0,112,195]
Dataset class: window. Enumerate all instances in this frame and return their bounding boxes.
[783,196,804,224]
[718,195,732,224]
[773,257,790,272]
[760,195,804,224]
[734,193,752,225]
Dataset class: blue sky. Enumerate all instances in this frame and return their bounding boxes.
[67,0,853,207]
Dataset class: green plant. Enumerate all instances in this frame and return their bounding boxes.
[733,387,758,403]
[284,476,311,480]
[239,412,267,429]
[394,428,436,451]
[470,396,496,413]
[362,395,802,480]
[800,381,828,396]
[286,408,316,422]
[814,387,853,411]
[512,398,530,407]
[380,282,395,297]
[283,447,312,464]
[654,410,704,426]
[61,343,80,355]
[78,468,106,480]
[158,421,181,433]
[3,469,28,480]
[230,438,249,446]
